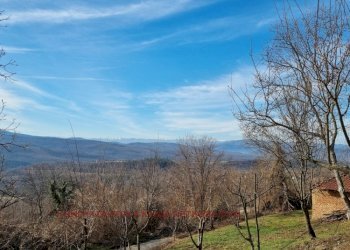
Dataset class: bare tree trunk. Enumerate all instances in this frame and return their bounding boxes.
[172,219,178,241]
[197,219,205,250]
[254,174,260,250]
[122,216,130,250]
[333,169,350,220]
[329,147,350,220]
[210,214,215,230]
[281,181,294,211]
[301,201,316,238]
[242,198,254,250]
[83,218,88,249]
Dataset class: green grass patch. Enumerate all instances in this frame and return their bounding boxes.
[166,211,350,249]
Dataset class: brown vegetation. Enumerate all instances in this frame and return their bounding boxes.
[1,136,318,249]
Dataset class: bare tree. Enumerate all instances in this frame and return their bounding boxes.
[231,0,350,219]
[0,104,19,212]
[23,167,49,220]
[164,180,184,241]
[232,85,318,238]
[102,164,134,249]
[0,12,19,214]
[0,157,17,211]
[174,136,223,250]
[132,157,162,250]
[0,12,15,81]
[224,167,268,249]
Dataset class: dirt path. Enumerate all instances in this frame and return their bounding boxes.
[129,237,173,250]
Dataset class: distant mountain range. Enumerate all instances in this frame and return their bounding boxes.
[1,133,259,169]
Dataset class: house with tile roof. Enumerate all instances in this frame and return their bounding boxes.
[312,175,350,220]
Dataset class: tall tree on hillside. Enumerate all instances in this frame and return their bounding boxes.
[231,0,350,220]
[174,136,223,250]
[232,81,318,237]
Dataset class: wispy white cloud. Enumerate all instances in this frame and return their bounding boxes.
[23,75,114,82]
[0,85,57,112]
[1,79,82,114]
[12,79,52,97]
[145,67,252,109]
[90,97,156,138]
[1,45,36,54]
[11,80,80,112]
[143,67,254,139]
[128,14,275,51]
[0,67,252,140]
[93,102,130,112]
[159,112,238,134]
[256,17,276,28]
[7,0,216,24]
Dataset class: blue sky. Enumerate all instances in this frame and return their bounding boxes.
[0,0,283,140]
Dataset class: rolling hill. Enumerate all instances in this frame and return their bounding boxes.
[0,133,259,169]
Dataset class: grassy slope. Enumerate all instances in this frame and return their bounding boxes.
[166,211,350,249]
